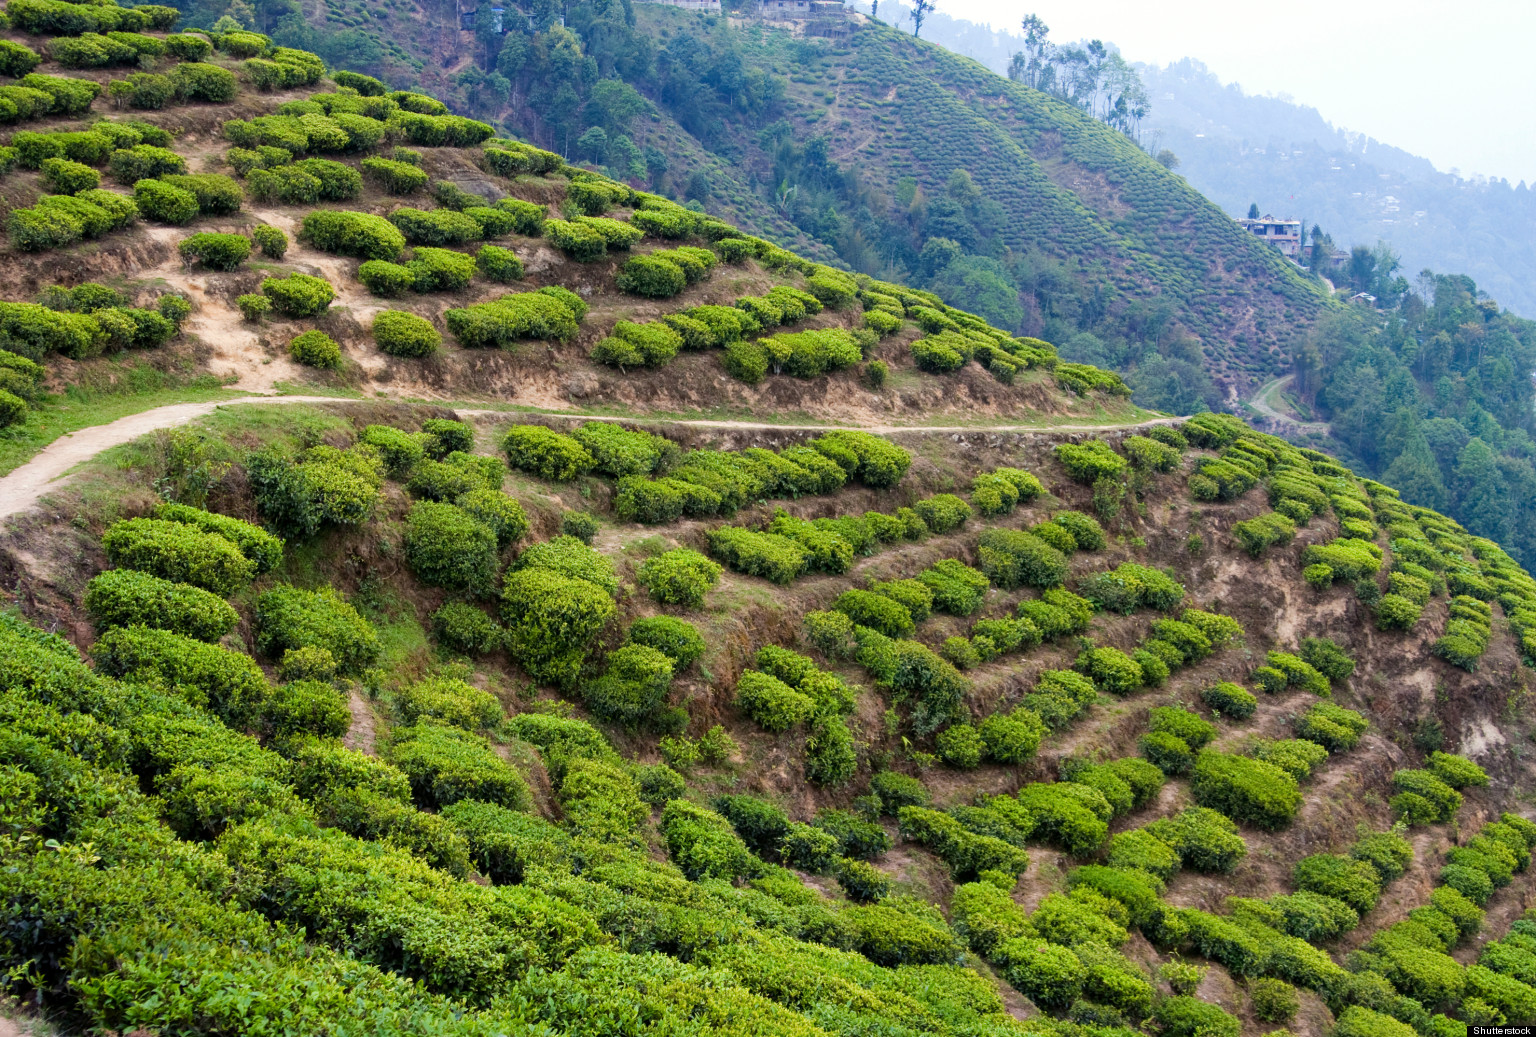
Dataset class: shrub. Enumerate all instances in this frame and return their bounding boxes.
[1191,751,1301,829]
[627,616,706,670]
[264,679,349,740]
[431,602,503,655]
[570,421,674,477]
[372,310,440,358]
[513,534,616,594]
[807,430,911,488]
[919,559,990,615]
[995,939,1086,1010]
[1078,562,1185,614]
[805,713,858,786]
[1055,440,1127,483]
[979,710,1046,764]
[253,584,381,675]
[403,500,498,594]
[1200,681,1257,719]
[637,549,721,608]
[1075,644,1144,694]
[177,231,250,271]
[299,210,407,261]
[153,502,283,573]
[1295,701,1369,752]
[288,329,341,369]
[261,273,334,317]
[362,156,430,194]
[234,291,273,321]
[708,527,809,584]
[109,145,185,184]
[1293,853,1383,914]
[161,173,242,215]
[91,624,269,724]
[457,490,529,548]
[501,567,615,688]
[399,675,506,734]
[1428,750,1489,789]
[661,799,757,881]
[561,511,598,544]
[476,244,523,283]
[615,252,687,297]
[83,568,238,642]
[501,425,594,480]
[835,857,891,902]
[833,589,914,638]
[251,223,286,259]
[1152,996,1239,1037]
[386,722,530,811]
[581,643,673,727]
[1391,768,1461,823]
[935,724,984,769]
[736,670,816,732]
[101,517,254,595]
[871,771,929,815]
[978,529,1069,590]
[388,206,483,246]
[40,156,98,194]
[1233,512,1297,556]
[132,177,198,224]
[912,493,972,534]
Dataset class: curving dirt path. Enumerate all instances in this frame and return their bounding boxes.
[1248,374,1331,435]
[0,396,1178,522]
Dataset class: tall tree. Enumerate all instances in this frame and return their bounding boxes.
[911,0,935,37]
[1018,13,1051,89]
[1454,437,1512,545]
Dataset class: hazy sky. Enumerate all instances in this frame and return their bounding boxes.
[938,0,1535,185]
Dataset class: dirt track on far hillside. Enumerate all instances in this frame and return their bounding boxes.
[0,397,1180,523]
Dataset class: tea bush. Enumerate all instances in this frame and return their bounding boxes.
[501,424,594,480]
[501,567,615,688]
[373,310,441,358]
[404,500,498,594]
[1190,751,1301,829]
[253,584,380,675]
[83,568,239,642]
[299,210,407,261]
[386,722,531,811]
[260,273,334,317]
[632,547,722,607]
[177,231,250,271]
[977,528,1069,589]
[101,517,255,595]
[397,677,502,730]
[430,601,503,655]
[288,329,341,369]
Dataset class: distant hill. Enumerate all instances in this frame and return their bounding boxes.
[1138,60,1536,319]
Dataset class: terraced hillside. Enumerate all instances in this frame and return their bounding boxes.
[2,10,1536,1037]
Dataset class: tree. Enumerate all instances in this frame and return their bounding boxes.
[475,3,504,69]
[1454,438,1512,545]
[1248,203,1260,219]
[1380,410,1448,510]
[1019,13,1052,89]
[1155,150,1179,171]
[911,0,935,37]
[576,126,609,165]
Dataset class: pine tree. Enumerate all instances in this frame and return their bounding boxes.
[1453,438,1512,544]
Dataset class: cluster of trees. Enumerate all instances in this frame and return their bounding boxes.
[1006,15,1149,144]
[1292,271,1536,563]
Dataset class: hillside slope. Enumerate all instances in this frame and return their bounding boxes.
[4,11,1536,1037]
[254,0,1330,402]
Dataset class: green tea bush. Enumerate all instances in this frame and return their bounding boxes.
[1295,701,1369,752]
[260,273,334,317]
[160,173,242,215]
[361,156,429,194]
[977,528,1069,590]
[1428,751,1489,789]
[807,430,911,488]
[1055,440,1127,483]
[1191,751,1301,829]
[386,722,530,811]
[1233,512,1297,557]
[132,177,197,224]
[476,243,524,283]
[177,231,250,271]
[937,724,985,768]
[371,310,440,358]
[288,329,341,369]
[581,643,674,728]
[1015,782,1110,855]
[253,584,380,675]
[501,567,615,688]
[919,559,990,615]
[500,424,594,480]
[1293,853,1384,914]
[457,489,528,548]
[708,527,809,584]
[153,503,283,573]
[1075,644,1144,694]
[661,798,758,881]
[90,623,268,722]
[39,155,98,194]
[1152,996,1239,1037]
[83,568,238,642]
[626,616,705,670]
[1078,562,1185,614]
[101,517,254,594]
[568,421,672,477]
[911,493,971,535]
[405,246,475,292]
[736,670,816,732]
[299,210,407,261]
[109,145,184,184]
[387,206,482,246]
[1247,738,1330,779]
[513,534,617,594]
[1391,768,1461,823]
[636,549,721,608]
[403,500,498,594]
[430,601,502,655]
[590,320,683,370]
[397,677,502,731]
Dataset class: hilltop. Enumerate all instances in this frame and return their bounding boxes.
[2,9,1536,1037]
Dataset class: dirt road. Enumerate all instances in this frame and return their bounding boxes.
[0,396,1178,522]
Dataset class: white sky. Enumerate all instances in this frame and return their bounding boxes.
[938,0,1536,184]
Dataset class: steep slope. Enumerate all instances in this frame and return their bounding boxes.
[253,0,1329,401]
